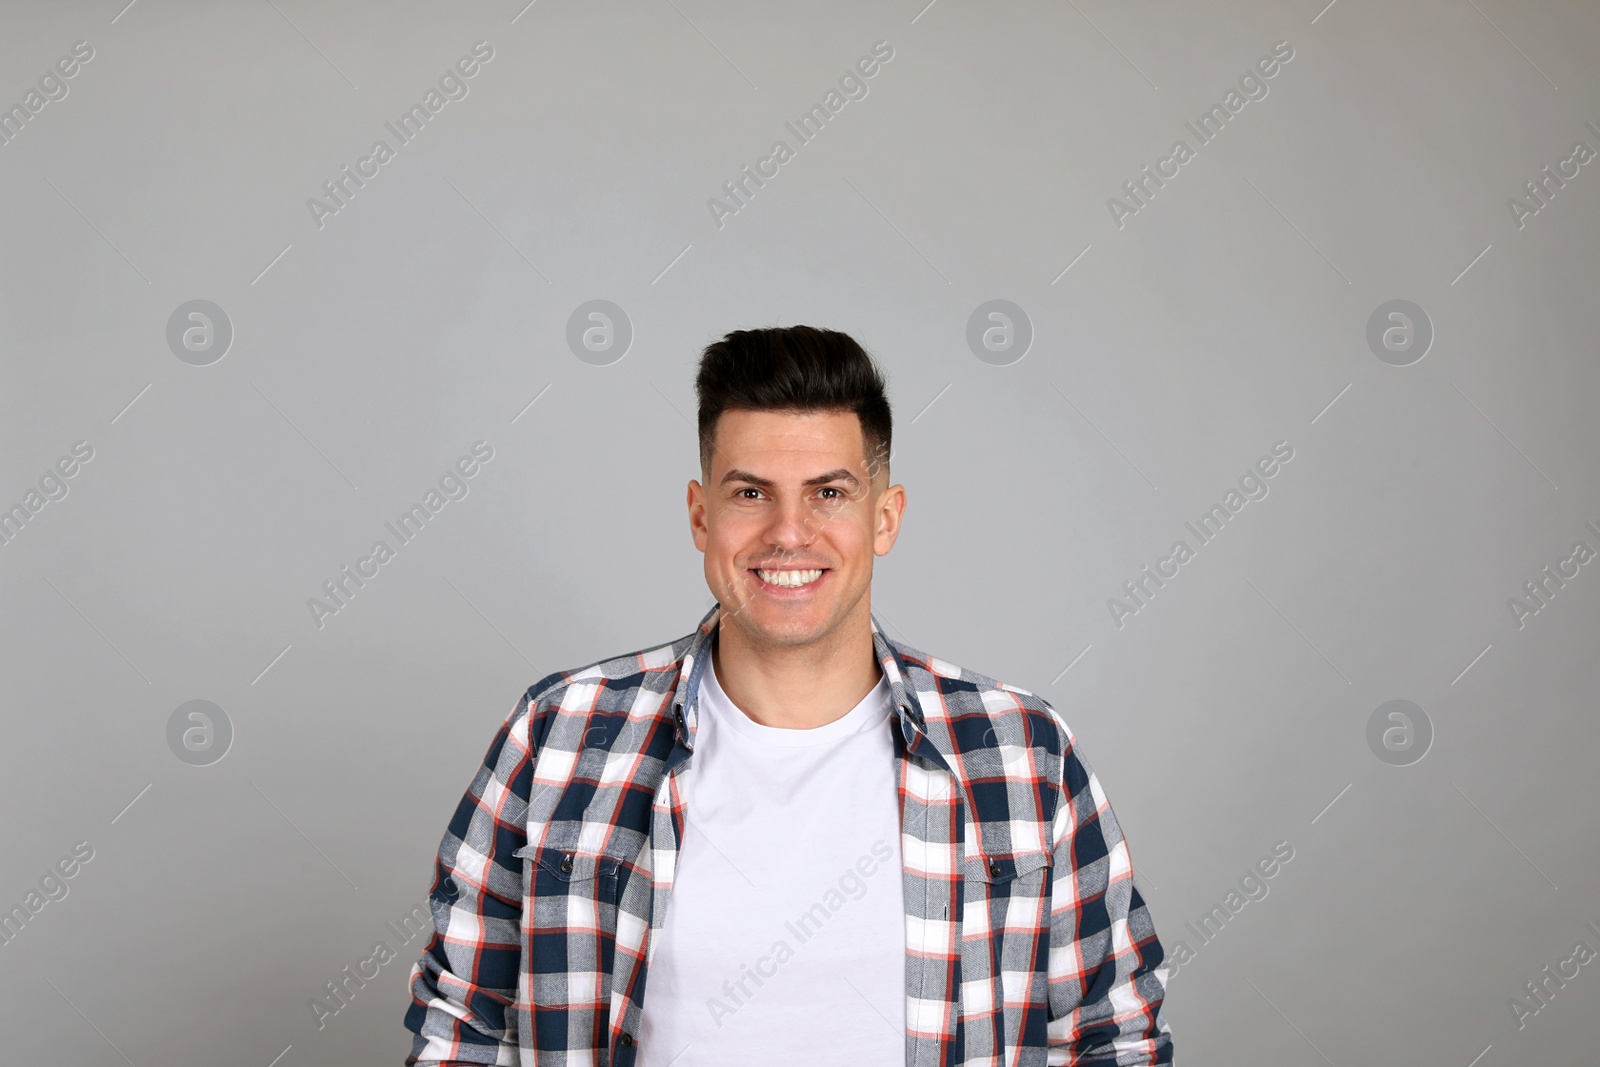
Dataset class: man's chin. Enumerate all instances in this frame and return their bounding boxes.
[719,600,835,649]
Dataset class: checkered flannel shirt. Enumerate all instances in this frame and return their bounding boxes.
[405,603,1173,1066]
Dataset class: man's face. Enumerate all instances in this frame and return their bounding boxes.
[688,408,904,650]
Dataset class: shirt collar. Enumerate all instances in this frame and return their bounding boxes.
[669,601,927,752]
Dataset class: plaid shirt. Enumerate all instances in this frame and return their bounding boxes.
[405,603,1173,1066]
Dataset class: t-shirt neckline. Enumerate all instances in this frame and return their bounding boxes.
[700,651,892,749]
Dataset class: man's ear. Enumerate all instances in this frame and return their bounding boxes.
[873,483,905,556]
[687,478,709,552]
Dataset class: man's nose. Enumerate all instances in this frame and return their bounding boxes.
[762,494,821,547]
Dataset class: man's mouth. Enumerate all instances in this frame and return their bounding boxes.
[752,567,826,589]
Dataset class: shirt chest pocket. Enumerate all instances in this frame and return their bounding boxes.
[512,837,634,929]
[517,844,622,892]
[961,849,1055,1058]
[974,850,1052,886]
[511,837,636,1031]
[964,848,1053,919]
[966,844,1056,895]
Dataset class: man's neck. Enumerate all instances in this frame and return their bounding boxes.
[709,606,884,731]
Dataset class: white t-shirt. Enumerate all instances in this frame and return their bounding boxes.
[636,650,906,1066]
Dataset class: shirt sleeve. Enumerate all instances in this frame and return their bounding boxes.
[1042,715,1174,1065]
[404,687,544,1066]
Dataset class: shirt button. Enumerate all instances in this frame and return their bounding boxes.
[989,860,1002,878]
[618,1033,634,1046]
[559,856,574,874]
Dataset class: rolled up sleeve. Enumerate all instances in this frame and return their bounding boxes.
[405,688,543,1066]
[1043,722,1173,1065]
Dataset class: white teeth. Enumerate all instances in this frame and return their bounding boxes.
[757,568,823,588]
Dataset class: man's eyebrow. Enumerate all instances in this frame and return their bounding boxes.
[720,467,862,490]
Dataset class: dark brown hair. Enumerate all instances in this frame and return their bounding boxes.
[694,325,892,483]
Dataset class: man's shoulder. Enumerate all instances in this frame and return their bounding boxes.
[882,633,1074,758]
[516,625,700,717]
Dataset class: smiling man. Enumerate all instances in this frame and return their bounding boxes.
[404,326,1173,1066]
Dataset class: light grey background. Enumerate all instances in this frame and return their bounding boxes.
[3,1,1598,1064]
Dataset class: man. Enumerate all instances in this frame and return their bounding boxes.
[404,326,1174,1065]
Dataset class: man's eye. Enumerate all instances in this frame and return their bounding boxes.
[736,488,762,500]
[818,487,844,500]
